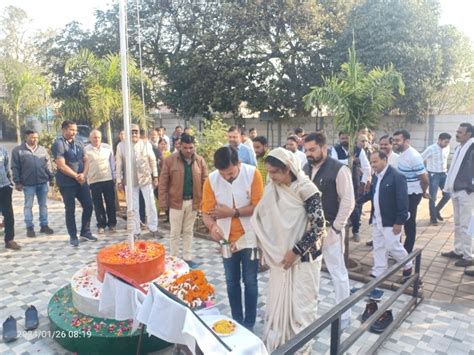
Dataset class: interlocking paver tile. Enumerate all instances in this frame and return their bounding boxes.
[1,188,473,354]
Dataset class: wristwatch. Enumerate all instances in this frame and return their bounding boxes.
[233,208,240,218]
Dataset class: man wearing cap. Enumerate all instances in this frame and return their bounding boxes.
[116,124,159,238]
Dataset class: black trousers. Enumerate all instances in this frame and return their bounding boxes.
[89,180,117,228]
[0,185,14,243]
[139,190,146,224]
[59,183,93,239]
[404,193,422,253]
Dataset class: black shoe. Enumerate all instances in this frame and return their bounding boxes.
[80,232,98,242]
[366,240,373,247]
[441,251,463,259]
[402,267,412,278]
[429,220,438,226]
[70,238,79,247]
[370,310,393,334]
[464,268,474,277]
[454,258,474,267]
[2,316,18,343]
[40,225,54,234]
[184,260,199,269]
[361,301,378,322]
[25,305,39,330]
[27,227,36,238]
[436,213,444,221]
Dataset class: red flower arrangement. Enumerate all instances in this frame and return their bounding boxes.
[97,242,164,265]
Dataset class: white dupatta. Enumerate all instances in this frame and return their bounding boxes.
[251,148,321,352]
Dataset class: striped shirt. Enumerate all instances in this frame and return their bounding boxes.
[398,146,426,194]
[421,143,450,173]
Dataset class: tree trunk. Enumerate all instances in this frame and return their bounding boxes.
[15,111,21,144]
[106,121,113,145]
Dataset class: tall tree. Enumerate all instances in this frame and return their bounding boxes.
[90,0,355,119]
[334,0,474,119]
[0,6,32,62]
[0,59,51,143]
[304,43,405,146]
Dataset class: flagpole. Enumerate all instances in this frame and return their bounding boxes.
[118,0,135,251]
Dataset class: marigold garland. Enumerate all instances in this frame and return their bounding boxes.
[167,270,215,308]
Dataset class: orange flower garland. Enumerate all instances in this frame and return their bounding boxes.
[167,270,215,308]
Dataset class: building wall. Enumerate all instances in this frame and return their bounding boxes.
[153,113,472,155]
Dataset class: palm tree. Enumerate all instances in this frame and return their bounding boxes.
[0,59,50,143]
[304,42,405,267]
[304,41,405,159]
[65,49,150,144]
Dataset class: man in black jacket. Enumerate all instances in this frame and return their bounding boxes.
[360,151,413,278]
[11,130,55,238]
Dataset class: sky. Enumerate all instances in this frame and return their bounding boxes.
[1,0,473,42]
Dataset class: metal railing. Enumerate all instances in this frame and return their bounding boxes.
[272,249,423,355]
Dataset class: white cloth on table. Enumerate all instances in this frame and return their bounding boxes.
[98,273,146,331]
[136,283,231,355]
[201,314,268,355]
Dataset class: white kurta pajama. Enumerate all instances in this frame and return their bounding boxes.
[252,148,325,353]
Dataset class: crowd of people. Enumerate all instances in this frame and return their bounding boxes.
[0,120,473,352]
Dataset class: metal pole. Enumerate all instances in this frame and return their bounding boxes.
[119,0,135,251]
[135,0,147,121]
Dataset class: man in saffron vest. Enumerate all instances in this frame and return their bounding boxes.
[202,146,264,331]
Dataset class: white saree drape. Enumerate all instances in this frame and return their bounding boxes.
[251,148,322,353]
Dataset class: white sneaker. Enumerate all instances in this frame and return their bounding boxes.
[98,228,105,234]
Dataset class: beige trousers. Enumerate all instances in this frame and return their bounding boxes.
[169,200,197,260]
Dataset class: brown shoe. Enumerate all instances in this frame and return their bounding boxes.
[5,241,21,250]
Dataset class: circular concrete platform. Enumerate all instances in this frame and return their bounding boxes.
[48,284,170,354]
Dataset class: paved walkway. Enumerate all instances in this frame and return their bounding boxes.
[349,198,474,305]
[1,190,473,354]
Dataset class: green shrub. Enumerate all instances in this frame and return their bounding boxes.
[196,116,229,171]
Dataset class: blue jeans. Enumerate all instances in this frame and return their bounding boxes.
[23,183,49,229]
[59,183,93,240]
[428,172,450,221]
[222,248,259,330]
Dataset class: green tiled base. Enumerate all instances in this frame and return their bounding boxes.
[48,284,170,354]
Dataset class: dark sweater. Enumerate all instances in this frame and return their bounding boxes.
[11,143,53,186]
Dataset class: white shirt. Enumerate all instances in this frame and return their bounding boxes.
[373,165,389,228]
[359,148,371,184]
[331,145,349,165]
[421,143,450,173]
[330,146,371,183]
[398,146,426,195]
[294,150,307,169]
[387,151,399,169]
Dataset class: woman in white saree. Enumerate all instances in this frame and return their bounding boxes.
[251,147,326,353]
